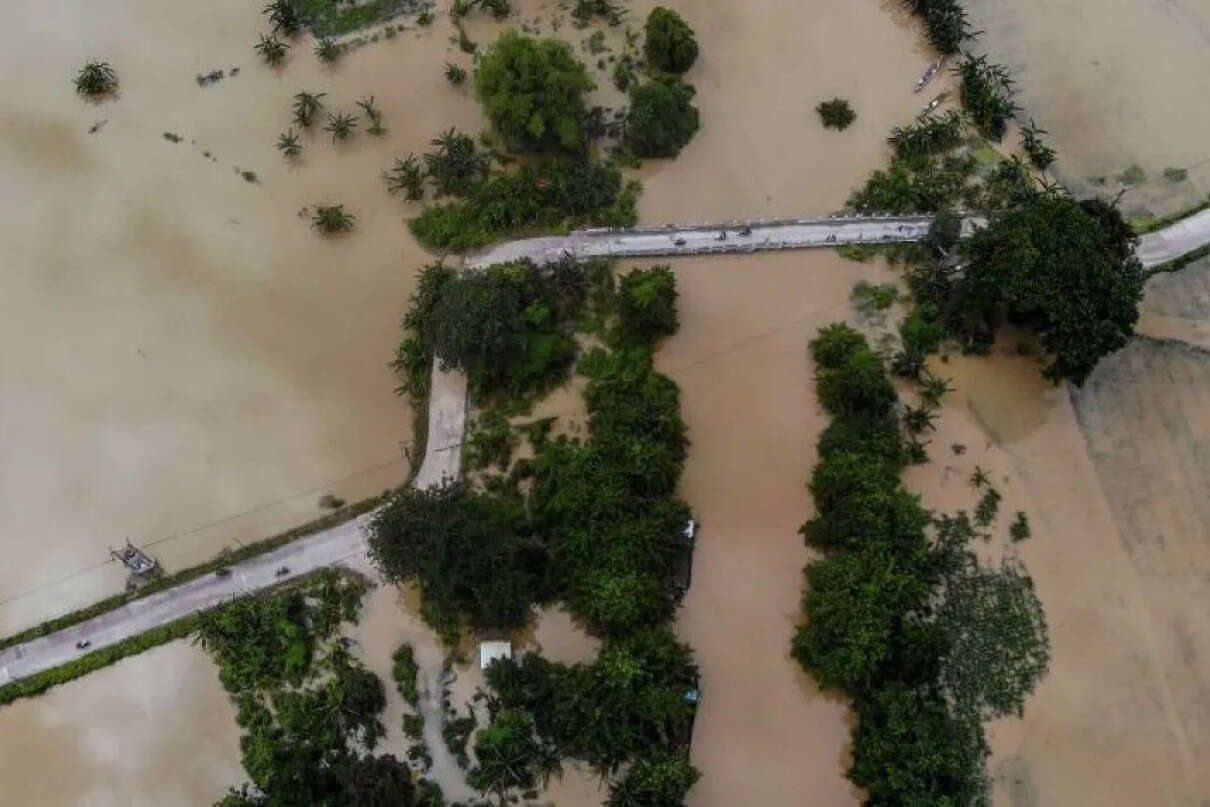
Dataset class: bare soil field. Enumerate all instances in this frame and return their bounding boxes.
[964,0,1210,218]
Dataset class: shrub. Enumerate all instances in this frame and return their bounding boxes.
[644,7,699,74]
[623,78,700,158]
[475,31,594,150]
[816,98,856,131]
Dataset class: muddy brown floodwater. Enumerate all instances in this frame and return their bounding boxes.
[16,0,1202,805]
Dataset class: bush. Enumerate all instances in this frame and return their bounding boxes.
[814,345,897,417]
[617,266,679,343]
[74,61,118,96]
[623,78,700,158]
[475,31,594,150]
[816,98,856,131]
[643,7,699,74]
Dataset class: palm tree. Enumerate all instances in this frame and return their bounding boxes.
[903,403,938,434]
[385,154,425,200]
[263,0,301,36]
[315,37,341,63]
[292,91,326,127]
[312,204,355,234]
[969,465,991,489]
[255,33,289,66]
[276,129,302,158]
[74,61,118,96]
[324,112,359,142]
[423,128,488,196]
[356,96,386,135]
[919,371,954,406]
[444,62,468,85]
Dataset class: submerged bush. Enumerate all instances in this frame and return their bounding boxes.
[816,98,856,131]
[643,7,699,74]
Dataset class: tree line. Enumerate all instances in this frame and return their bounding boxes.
[793,324,1050,805]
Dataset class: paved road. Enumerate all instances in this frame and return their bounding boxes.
[0,361,468,687]
[6,206,1208,685]
[1137,207,1210,268]
[471,211,1209,270]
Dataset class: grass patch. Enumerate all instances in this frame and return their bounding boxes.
[1130,194,1210,236]
[0,493,389,653]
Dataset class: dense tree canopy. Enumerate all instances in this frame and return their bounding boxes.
[486,627,698,774]
[643,7,699,74]
[954,193,1145,383]
[623,78,700,158]
[618,265,680,343]
[607,751,700,807]
[475,31,594,150]
[366,482,545,638]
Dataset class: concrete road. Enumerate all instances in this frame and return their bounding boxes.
[1137,207,1210,268]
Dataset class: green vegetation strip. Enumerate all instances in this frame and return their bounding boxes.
[1149,241,1210,275]
[1130,194,1210,236]
[0,569,364,708]
[0,493,389,653]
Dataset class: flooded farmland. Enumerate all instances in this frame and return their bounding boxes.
[964,0,1210,219]
[3,0,1209,804]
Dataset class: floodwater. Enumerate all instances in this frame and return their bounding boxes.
[25,0,1206,805]
[0,641,242,806]
[964,0,1210,218]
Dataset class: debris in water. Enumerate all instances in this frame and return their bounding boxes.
[162,131,183,143]
[195,68,225,87]
[87,119,108,134]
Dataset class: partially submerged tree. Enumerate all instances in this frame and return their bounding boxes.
[263,0,301,36]
[276,129,302,158]
[74,61,118,97]
[957,54,1018,141]
[1020,119,1056,171]
[816,98,856,131]
[315,37,342,63]
[475,30,594,150]
[385,154,425,200]
[255,33,289,66]
[422,128,489,196]
[643,7,699,74]
[324,111,359,142]
[292,91,326,127]
[607,751,700,807]
[444,62,468,85]
[312,204,355,234]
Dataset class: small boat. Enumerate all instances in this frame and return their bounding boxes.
[76,639,91,650]
[922,91,949,115]
[914,58,943,93]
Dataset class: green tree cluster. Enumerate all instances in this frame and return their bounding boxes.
[486,627,699,774]
[943,193,1145,382]
[410,156,640,251]
[623,77,700,158]
[958,54,1019,141]
[367,482,545,639]
[475,30,595,151]
[793,324,1050,806]
[900,0,972,55]
[392,258,604,401]
[201,573,416,807]
[643,7,698,74]
[617,266,679,343]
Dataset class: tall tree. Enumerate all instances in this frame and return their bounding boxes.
[475,31,594,150]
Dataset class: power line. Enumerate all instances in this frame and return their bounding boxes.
[0,456,404,610]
